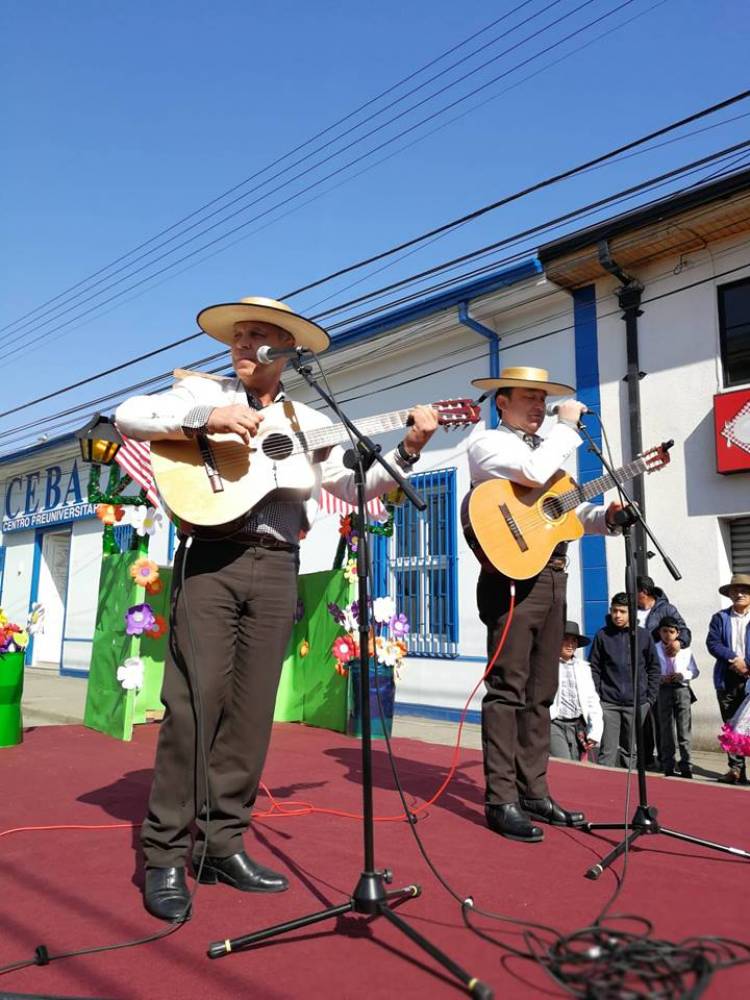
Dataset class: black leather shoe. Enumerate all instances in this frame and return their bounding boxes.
[519,796,586,827]
[485,803,544,843]
[192,850,289,892]
[144,867,191,922]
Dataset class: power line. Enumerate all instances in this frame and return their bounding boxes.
[0,0,650,358]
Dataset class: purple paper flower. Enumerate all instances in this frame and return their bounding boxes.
[389,613,410,638]
[327,602,345,625]
[125,603,156,636]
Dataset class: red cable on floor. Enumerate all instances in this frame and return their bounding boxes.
[0,586,515,838]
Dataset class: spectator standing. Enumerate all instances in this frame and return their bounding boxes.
[550,622,603,761]
[654,616,699,778]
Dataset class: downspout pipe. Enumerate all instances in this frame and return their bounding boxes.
[596,240,648,575]
[458,301,500,428]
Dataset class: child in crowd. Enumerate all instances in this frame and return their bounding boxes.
[589,593,661,768]
[550,622,603,761]
[654,616,699,778]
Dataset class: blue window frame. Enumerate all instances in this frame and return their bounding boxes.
[113,524,134,551]
[373,468,458,658]
[0,545,5,600]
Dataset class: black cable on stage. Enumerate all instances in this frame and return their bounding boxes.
[0,3,538,338]
[0,0,606,348]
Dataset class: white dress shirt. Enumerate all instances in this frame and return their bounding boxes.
[655,642,699,683]
[730,608,750,661]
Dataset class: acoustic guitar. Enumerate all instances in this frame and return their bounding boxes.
[150,398,480,537]
[461,442,672,579]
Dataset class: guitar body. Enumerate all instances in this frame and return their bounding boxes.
[461,472,584,579]
[150,405,317,536]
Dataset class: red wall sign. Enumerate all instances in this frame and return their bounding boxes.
[714,388,750,474]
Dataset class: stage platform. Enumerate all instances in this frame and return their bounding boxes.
[1,722,748,999]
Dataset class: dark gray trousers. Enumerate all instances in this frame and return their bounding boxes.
[550,717,584,761]
[657,684,692,769]
[141,539,298,868]
[598,702,648,768]
[478,566,567,804]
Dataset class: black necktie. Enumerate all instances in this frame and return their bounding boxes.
[523,433,541,450]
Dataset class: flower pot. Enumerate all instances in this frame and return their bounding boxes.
[347,660,395,740]
[0,650,25,748]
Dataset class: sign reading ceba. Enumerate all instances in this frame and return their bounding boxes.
[2,460,97,533]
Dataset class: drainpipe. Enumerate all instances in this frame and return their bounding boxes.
[458,301,500,428]
[596,241,648,575]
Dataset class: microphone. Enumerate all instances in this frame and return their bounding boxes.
[546,402,590,417]
[255,345,310,365]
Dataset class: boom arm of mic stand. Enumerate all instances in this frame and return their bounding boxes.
[577,421,680,583]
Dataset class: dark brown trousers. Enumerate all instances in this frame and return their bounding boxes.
[477,566,567,805]
[141,539,298,868]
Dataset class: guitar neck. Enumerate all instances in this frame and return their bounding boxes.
[560,456,650,511]
[291,409,411,454]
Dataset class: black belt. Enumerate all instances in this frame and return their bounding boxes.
[232,532,298,552]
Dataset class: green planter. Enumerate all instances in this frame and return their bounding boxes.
[0,650,25,748]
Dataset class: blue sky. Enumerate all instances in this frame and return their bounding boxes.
[2,0,749,452]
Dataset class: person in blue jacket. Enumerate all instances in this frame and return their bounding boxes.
[706,573,750,785]
[590,593,661,768]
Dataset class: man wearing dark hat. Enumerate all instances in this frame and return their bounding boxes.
[706,573,750,784]
[116,296,438,919]
[467,367,621,843]
[549,622,602,761]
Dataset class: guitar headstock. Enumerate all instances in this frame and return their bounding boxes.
[641,439,674,473]
[432,398,482,429]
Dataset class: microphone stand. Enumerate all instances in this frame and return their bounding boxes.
[577,423,750,878]
[207,357,493,999]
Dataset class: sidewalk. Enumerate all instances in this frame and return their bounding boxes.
[18,668,743,787]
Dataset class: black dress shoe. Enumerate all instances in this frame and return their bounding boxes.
[144,867,191,922]
[485,803,544,843]
[519,796,586,827]
[192,850,289,892]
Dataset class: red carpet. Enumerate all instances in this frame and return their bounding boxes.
[1,722,748,999]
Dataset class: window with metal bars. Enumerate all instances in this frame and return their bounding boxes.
[729,516,750,572]
[372,468,458,657]
[113,524,134,552]
[718,277,750,388]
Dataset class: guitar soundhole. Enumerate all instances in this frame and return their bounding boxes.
[542,496,564,521]
[262,433,294,461]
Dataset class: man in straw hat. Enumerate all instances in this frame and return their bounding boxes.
[467,367,621,843]
[116,296,438,920]
[706,572,750,784]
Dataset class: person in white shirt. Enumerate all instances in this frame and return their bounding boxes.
[550,622,603,761]
[116,295,438,921]
[654,616,699,778]
[466,366,621,844]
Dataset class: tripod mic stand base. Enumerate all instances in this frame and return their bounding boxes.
[583,803,750,880]
[207,870,493,998]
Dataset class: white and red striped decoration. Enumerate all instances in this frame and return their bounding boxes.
[115,437,388,520]
[115,436,161,507]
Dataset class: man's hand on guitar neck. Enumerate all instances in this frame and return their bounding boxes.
[205,404,264,444]
[402,405,439,458]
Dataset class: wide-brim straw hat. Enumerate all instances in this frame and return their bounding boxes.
[563,621,591,647]
[719,573,750,597]
[196,296,330,353]
[472,366,574,397]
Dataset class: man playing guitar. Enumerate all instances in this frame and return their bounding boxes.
[467,366,621,844]
[116,295,438,920]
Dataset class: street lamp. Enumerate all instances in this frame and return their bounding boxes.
[75,413,123,466]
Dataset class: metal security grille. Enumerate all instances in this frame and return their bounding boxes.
[113,524,134,552]
[376,468,458,658]
[730,517,750,572]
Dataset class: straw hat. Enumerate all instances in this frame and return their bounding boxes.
[472,366,574,397]
[563,621,591,648]
[719,573,750,597]
[196,296,330,353]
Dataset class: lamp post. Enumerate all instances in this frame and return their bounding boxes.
[75,413,148,554]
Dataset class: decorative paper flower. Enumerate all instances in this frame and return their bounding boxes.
[130,558,160,588]
[144,614,167,640]
[299,639,310,658]
[375,636,403,667]
[344,558,358,584]
[0,610,7,626]
[9,628,29,650]
[27,602,45,635]
[338,515,352,537]
[124,603,156,636]
[373,596,396,624]
[96,504,125,526]
[334,661,349,677]
[0,606,37,652]
[117,657,145,691]
[389,613,410,638]
[327,602,345,625]
[332,635,359,664]
[145,578,163,596]
[133,506,164,537]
